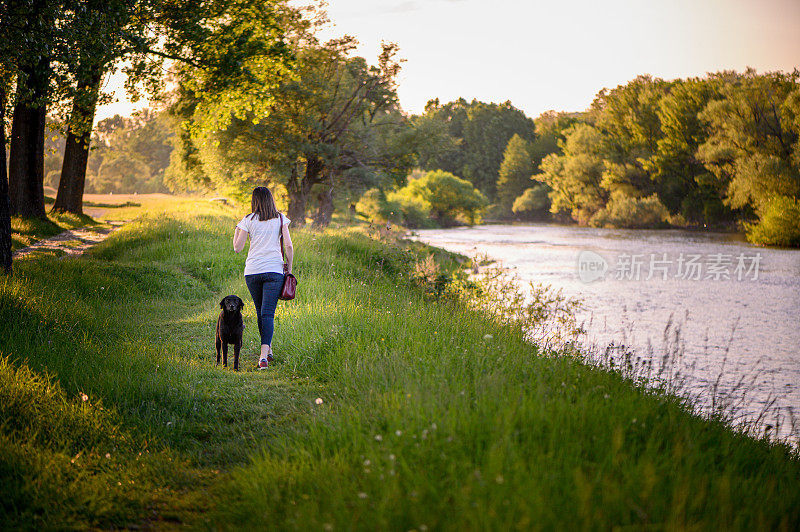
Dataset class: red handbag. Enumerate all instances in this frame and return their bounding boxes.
[279,214,297,300]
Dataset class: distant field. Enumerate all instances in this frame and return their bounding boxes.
[12,193,208,251]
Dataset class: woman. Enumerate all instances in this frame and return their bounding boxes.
[233,187,293,369]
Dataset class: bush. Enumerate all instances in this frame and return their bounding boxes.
[589,192,670,229]
[746,195,800,247]
[355,189,402,224]
[397,170,487,225]
[386,189,434,228]
[512,185,551,218]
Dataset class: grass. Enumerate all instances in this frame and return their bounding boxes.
[10,210,98,251]
[1,196,799,529]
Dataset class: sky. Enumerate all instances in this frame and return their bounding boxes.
[95,0,800,122]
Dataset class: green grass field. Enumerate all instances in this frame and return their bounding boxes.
[2,197,799,530]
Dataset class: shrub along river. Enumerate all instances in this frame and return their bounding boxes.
[415,223,800,441]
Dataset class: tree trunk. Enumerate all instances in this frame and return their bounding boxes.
[287,155,324,226]
[313,174,334,227]
[8,58,49,219]
[54,66,104,214]
[286,164,307,225]
[0,84,12,275]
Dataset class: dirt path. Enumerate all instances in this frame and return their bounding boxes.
[12,221,126,259]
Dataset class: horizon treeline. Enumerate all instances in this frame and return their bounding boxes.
[3,1,799,250]
[526,69,800,248]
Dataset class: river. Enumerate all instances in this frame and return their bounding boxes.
[414,223,800,441]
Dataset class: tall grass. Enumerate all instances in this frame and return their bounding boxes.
[1,198,799,529]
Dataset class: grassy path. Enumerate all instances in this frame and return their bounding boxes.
[1,198,799,530]
[12,221,125,259]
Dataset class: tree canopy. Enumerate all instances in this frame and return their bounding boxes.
[496,134,536,215]
[530,70,800,243]
[167,4,410,226]
[414,98,536,199]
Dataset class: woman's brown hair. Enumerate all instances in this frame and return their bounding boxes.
[249,186,280,221]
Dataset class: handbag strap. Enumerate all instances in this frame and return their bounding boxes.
[279,213,287,273]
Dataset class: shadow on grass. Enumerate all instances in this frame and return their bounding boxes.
[11,212,100,251]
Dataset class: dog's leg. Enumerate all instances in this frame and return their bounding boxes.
[233,340,241,371]
[216,336,221,365]
[222,342,228,367]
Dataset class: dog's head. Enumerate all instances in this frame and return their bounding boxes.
[220,295,244,314]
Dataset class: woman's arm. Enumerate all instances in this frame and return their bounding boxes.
[281,223,294,273]
[233,227,248,253]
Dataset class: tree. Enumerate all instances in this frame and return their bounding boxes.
[93,153,150,193]
[590,75,672,201]
[53,0,133,213]
[746,196,800,246]
[416,98,536,199]
[697,69,800,245]
[530,111,583,163]
[496,134,535,216]
[170,5,407,226]
[1,62,13,273]
[534,123,608,224]
[512,185,550,219]
[55,0,292,213]
[698,69,800,214]
[355,188,402,224]
[409,110,461,176]
[644,76,730,222]
[3,0,64,219]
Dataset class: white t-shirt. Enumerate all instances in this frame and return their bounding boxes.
[236,213,291,275]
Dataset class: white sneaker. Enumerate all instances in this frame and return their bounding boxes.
[258,357,268,370]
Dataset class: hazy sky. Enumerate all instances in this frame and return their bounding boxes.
[95,0,800,121]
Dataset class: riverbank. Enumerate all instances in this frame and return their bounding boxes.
[2,199,799,529]
[414,222,800,443]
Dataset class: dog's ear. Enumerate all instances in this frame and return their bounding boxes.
[237,296,245,311]
[220,297,226,309]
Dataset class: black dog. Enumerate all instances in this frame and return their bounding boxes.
[216,295,244,371]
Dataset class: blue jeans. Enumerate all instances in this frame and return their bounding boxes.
[245,272,285,346]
